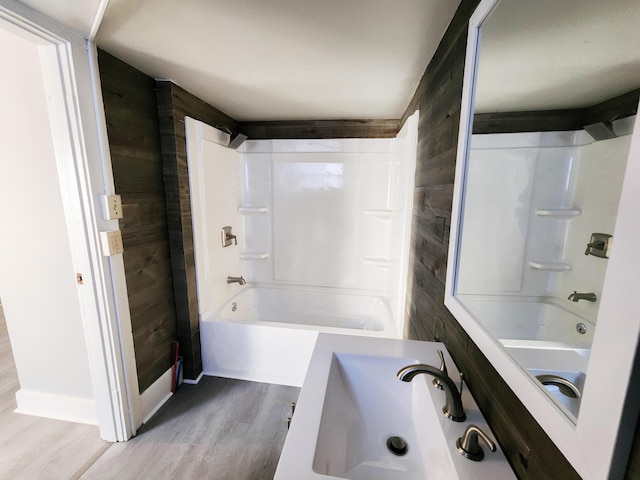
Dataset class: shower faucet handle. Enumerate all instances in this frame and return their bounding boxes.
[584,241,604,255]
[584,233,612,258]
[221,226,237,247]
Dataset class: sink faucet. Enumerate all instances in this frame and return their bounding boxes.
[568,291,596,302]
[397,363,466,422]
[227,276,246,285]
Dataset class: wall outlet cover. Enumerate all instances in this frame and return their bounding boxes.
[100,230,124,256]
[100,194,123,220]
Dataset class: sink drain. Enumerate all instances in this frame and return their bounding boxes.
[386,436,408,456]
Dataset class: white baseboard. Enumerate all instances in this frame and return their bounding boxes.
[14,389,98,425]
[182,371,203,385]
[140,366,174,424]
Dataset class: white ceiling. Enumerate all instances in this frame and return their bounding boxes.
[93,0,460,121]
[18,0,103,36]
[12,0,461,121]
[475,0,640,113]
[19,0,636,121]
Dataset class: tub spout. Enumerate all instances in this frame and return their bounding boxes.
[397,363,466,422]
[568,291,596,302]
[227,276,246,285]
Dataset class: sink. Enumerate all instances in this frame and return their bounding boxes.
[313,353,441,479]
[274,333,516,480]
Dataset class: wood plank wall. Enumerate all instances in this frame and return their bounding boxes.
[473,88,640,134]
[239,119,400,139]
[155,82,240,380]
[98,50,178,393]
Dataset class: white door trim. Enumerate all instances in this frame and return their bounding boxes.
[0,0,138,441]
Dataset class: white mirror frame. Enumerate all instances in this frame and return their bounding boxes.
[444,1,640,478]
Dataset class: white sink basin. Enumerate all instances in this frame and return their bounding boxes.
[275,334,516,480]
[313,353,435,479]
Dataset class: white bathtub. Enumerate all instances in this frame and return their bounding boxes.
[200,286,399,386]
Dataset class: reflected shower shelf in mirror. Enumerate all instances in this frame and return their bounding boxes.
[528,261,572,272]
[237,206,269,214]
[361,209,395,220]
[535,209,582,219]
[239,252,269,260]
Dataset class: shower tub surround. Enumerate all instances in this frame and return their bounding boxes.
[187,114,418,386]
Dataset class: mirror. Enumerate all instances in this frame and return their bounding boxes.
[460,0,639,423]
[446,0,640,478]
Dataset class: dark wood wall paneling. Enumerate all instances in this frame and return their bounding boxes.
[239,119,400,139]
[473,88,640,134]
[402,2,640,479]
[155,82,240,380]
[98,50,178,393]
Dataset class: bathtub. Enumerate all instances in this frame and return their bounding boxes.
[200,286,399,386]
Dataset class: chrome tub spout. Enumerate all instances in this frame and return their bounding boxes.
[568,291,596,302]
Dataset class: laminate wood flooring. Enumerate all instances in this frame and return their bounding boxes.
[0,303,109,480]
[81,377,299,480]
[1,302,299,480]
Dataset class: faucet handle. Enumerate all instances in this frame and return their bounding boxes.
[456,425,496,461]
[433,349,448,390]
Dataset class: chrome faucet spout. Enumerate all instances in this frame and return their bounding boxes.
[568,291,597,302]
[227,276,246,285]
[397,363,466,422]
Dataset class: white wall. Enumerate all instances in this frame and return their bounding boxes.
[240,125,417,332]
[186,117,245,316]
[0,26,95,421]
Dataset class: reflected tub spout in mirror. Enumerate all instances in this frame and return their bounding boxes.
[398,363,466,421]
[567,291,597,302]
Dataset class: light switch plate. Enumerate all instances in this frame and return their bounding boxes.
[100,230,124,256]
[100,194,123,220]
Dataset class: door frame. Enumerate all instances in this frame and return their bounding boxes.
[0,0,139,441]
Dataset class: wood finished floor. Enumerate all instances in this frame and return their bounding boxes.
[0,303,299,480]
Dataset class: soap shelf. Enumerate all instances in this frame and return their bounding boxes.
[362,209,395,220]
[535,208,581,219]
[238,206,269,215]
[239,252,269,260]
[528,261,572,272]
[361,257,395,268]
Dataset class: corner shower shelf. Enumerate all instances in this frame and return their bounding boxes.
[361,257,395,268]
[528,261,572,272]
[239,252,269,260]
[237,206,269,215]
[535,208,581,219]
[362,209,395,220]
